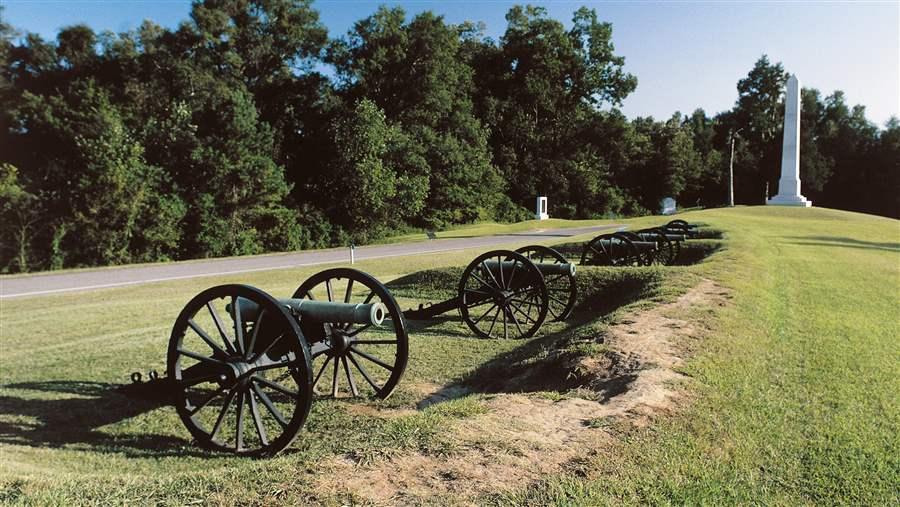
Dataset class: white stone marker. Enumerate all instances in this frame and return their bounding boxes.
[660,197,676,215]
[535,196,549,220]
[767,74,812,207]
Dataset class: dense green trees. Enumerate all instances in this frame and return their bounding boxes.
[0,4,895,272]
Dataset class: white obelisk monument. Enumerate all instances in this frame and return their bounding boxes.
[767,74,812,207]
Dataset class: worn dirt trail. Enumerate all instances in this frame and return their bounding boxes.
[310,279,728,504]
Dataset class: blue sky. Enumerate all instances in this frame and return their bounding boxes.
[3,0,898,127]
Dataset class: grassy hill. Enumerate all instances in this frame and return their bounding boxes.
[0,206,897,505]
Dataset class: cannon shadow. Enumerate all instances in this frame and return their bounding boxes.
[0,380,213,458]
[786,236,900,252]
[417,268,662,409]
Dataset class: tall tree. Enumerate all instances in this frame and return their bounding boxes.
[470,5,636,216]
[330,7,502,227]
[725,55,787,203]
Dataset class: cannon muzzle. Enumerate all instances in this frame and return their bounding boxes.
[229,297,387,326]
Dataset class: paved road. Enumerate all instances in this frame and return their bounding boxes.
[0,224,622,299]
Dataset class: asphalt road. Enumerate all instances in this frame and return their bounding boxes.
[0,224,622,299]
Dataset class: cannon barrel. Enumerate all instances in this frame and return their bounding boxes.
[637,232,687,242]
[597,239,658,251]
[229,297,386,326]
[483,259,576,277]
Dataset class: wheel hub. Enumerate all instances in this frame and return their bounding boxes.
[227,360,253,380]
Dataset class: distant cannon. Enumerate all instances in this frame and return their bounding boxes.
[580,220,702,266]
[404,248,578,339]
[581,232,659,266]
[130,268,408,457]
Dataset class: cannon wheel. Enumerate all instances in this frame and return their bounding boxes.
[616,232,656,266]
[580,233,640,266]
[292,268,408,400]
[458,250,549,339]
[637,229,677,266]
[514,245,577,321]
[167,284,313,457]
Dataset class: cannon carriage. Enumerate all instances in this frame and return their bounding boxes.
[139,268,409,457]
[403,248,578,340]
[580,219,701,266]
[129,220,702,457]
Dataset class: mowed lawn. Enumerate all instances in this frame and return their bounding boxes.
[0,206,897,505]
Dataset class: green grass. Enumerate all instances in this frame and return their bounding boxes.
[1,206,897,505]
[500,207,900,505]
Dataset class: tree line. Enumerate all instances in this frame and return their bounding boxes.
[1,2,896,272]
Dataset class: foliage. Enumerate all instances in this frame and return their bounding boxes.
[0,7,895,271]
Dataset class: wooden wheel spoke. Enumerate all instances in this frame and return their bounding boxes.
[253,375,299,399]
[468,272,495,292]
[507,305,525,336]
[509,300,538,325]
[235,390,246,451]
[472,302,498,326]
[178,348,227,367]
[207,302,237,354]
[347,323,373,337]
[486,306,502,337]
[248,333,285,363]
[351,339,398,345]
[188,319,228,357]
[180,373,222,389]
[344,279,354,304]
[331,354,340,396]
[342,356,359,397]
[480,261,503,290]
[248,390,269,446]
[253,359,297,373]
[251,381,288,428]
[506,261,520,290]
[465,292,492,309]
[347,352,380,392]
[210,388,238,442]
[187,383,229,415]
[232,296,245,356]
[325,279,334,302]
[245,309,265,360]
[349,347,394,371]
[312,356,332,387]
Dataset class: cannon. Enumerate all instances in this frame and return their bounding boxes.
[661,219,700,237]
[580,232,659,266]
[403,248,578,339]
[580,220,701,266]
[132,268,408,456]
[627,229,687,266]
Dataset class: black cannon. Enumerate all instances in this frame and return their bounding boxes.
[131,268,408,456]
[403,247,578,340]
[580,231,660,266]
[580,220,701,266]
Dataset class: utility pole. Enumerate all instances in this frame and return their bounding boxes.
[728,128,743,207]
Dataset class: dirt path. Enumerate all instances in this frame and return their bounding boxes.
[310,279,728,504]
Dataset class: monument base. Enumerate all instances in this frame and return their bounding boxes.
[766,194,812,207]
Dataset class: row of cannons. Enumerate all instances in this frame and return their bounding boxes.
[130,220,701,456]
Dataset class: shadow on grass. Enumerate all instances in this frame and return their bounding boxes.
[550,236,723,266]
[787,236,900,252]
[417,268,664,408]
[0,380,213,458]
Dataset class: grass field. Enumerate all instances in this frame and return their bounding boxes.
[0,206,897,505]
